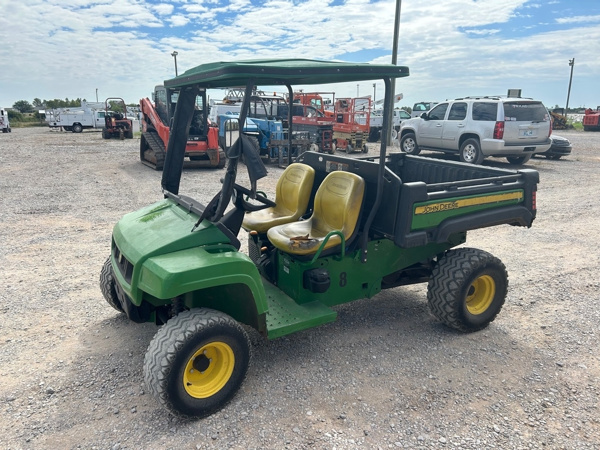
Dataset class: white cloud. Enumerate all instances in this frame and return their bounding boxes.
[153,3,174,16]
[556,15,600,24]
[0,0,599,110]
[169,15,190,27]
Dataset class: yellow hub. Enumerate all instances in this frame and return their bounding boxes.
[465,275,495,315]
[183,342,235,399]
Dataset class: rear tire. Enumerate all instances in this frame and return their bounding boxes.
[459,138,484,164]
[506,154,532,165]
[144,309,251,418]
[400,132,420,155]
[427,248,508,332]
[99,257,124,313]
[73,124,83,133]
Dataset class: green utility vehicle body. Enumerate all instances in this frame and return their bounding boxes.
[110,150,537,338]
[102,59,539,418]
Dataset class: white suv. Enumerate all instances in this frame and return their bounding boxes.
[399,96,552,164]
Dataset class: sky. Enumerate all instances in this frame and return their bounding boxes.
[1,0,599,111]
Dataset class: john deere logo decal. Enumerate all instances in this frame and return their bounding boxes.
[415,191,523,215]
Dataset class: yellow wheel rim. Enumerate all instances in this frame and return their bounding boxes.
[183,342,235,399]
[465,275,495,315]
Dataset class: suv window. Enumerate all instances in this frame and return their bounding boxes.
[413,102,430,112]
[448,102,467,120]
[472,102,497,121]
[428,103,448,120]
[503,101,548,122]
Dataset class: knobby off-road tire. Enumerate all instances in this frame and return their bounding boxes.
[427,248,508,332]
[99,257,124,313]
[400,132,421,155]
[144,308,251,418]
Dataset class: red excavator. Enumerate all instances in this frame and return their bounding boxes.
[139,85,224,170]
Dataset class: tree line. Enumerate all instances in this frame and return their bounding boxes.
[11,98,90,113]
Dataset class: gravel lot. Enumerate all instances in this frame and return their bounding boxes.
[0,127,599,449]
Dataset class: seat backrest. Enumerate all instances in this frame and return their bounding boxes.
[276,163,315,215]
[312,171,365,238]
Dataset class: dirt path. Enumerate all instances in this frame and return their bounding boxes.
[0,128,599,449]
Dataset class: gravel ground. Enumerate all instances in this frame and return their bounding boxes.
[0,127,599,449]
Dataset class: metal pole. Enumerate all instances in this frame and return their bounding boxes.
[565,58,574,112]
[373,83,376,105]
[387,0,402,145]
[96,88,98,102]
[171,51,179,77]
[357,84,359,96]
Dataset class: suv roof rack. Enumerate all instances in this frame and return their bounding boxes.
[453,95,534,101]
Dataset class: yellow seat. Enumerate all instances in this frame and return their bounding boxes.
[267,171,365,256]
[242,163,315,233]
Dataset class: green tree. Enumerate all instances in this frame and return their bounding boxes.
[12,100,34,113]
[32,98,44,108]
[401,106,412,114]
[7,110,24,121]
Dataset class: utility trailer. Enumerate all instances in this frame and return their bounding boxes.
[100,59,539,419]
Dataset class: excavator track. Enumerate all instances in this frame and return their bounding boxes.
[140,131,165,171]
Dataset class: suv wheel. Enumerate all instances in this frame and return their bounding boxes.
[506,154,532,165]
[459,138,484,164]
[400,132,420,155]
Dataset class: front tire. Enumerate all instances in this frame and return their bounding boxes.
[427,248,508,332]
[99,257,124,313]
[459,138,484,164]
[144,309,251,418]
[400,132,420,155]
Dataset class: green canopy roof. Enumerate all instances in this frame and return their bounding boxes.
[164,58,409,89]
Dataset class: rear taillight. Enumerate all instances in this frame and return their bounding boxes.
[548,117,552,137]
[532,191,537,211]
[493,121,504,139]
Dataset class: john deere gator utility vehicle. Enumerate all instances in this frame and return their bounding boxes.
[100,59,539,418]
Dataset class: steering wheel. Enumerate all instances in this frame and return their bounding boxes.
[233,183,276,209]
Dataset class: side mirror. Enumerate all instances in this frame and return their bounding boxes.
[421,112,429,120]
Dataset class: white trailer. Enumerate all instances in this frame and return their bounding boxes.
[45,106,106,132]
[0,108,10,133]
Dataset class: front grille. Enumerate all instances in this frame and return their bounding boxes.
[112,239,133,283]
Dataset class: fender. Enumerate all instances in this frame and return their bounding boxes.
[137,245,268,318]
